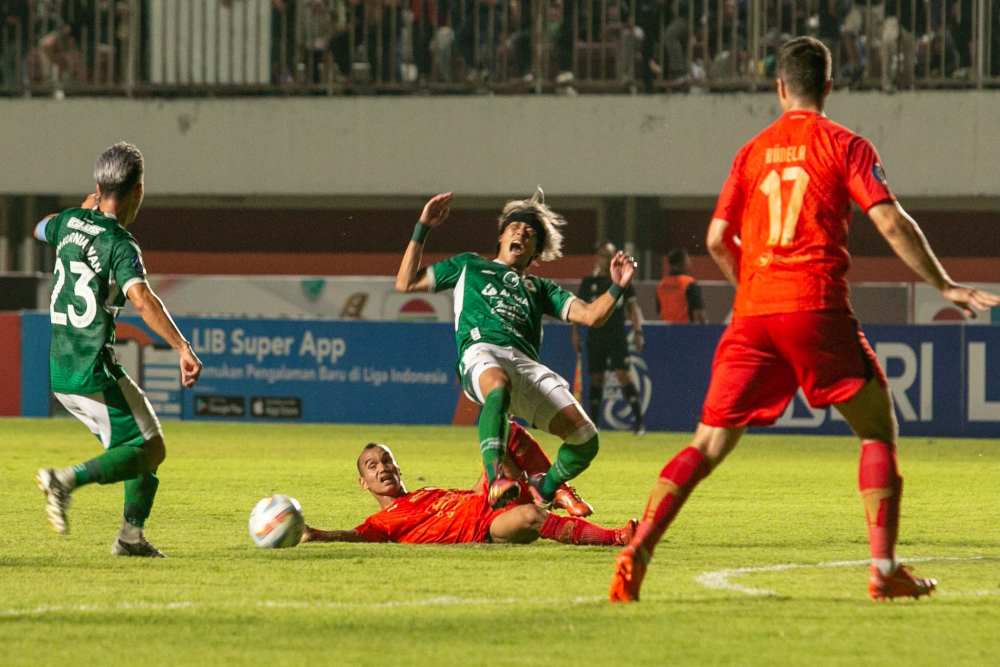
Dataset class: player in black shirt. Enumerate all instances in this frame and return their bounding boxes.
[571,242,646,434]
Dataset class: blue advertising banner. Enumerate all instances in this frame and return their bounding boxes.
[17,313,1000,437]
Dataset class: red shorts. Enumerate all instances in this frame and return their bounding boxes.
[701,310,886,428]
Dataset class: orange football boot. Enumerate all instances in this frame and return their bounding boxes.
[612,519,639,546]
[553,485,594,517]
[868,564,938,601]
[609,544,650,603]
[487,477,521,509]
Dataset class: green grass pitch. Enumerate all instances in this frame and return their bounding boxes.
[1,418,998,666]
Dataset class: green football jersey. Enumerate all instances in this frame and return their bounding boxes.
[429,253,577,361]
[42,208,147,394]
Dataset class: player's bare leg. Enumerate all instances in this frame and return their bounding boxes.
[490,504,635,546]
[489,504,544,544]
[477,368,520,509]
[531,404,599,507]
[835,378,936,600]
[610,423,743,603]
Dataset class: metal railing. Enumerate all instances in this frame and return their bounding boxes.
[1,1,997,96]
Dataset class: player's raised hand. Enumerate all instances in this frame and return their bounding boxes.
[419,192,453,228]
[179,344,203,388]
[941,284,1000,319]
[610,251,638,287]
[80,192,100,209]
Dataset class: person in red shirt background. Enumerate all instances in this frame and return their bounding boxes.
[609,36,1000,603]
[300,421,635,546]
[656,248,707,324]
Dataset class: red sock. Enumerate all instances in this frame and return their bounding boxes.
[507,422,552,476]
[539,513,622,545]
[631,446,710,555]
[858,440,901,561]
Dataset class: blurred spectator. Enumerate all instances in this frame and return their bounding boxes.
[656,248,706,324]
[661,0,691,83]
[358,0,402,83]
[271,0,298,83]
[299,0,351,83]
[411,0,455,83]
[1,0,29,89]
[455,0,504,83]
[881,0,924,91]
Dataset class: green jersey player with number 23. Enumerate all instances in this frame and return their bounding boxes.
[34,142,203,557]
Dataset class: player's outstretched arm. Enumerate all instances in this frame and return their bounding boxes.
[395,192,453,293]
[868,202,1000,317]
[567,251,637,327]
[706,217,740,287]
[299,525,369,543]
[127,282,203,387]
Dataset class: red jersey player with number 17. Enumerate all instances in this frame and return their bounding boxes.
[609,37,1000,603]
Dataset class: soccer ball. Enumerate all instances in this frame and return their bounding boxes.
[248,494,305,549]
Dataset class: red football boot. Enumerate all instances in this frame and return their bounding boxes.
[609,544,650,603]
[868,564,937,601]
[553,485,594,517]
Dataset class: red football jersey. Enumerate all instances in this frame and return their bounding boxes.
[354,487,504,544]
[713,110,894,317]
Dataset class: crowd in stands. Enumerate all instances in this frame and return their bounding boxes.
[2,1,999,94]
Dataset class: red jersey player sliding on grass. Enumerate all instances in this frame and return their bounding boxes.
[300,421,635,546]
[609,36,1000,603]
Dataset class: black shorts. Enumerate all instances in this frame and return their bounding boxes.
[586,335,629,374]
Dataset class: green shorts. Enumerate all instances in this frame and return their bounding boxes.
[54,375,162,449]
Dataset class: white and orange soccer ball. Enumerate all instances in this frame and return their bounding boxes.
[248,494,304,549]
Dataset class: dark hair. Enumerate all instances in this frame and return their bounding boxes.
[356,442,388,474]
[776,37,831,105]
[667,247,688,270]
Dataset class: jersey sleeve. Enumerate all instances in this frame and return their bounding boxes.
[353,514,391,542]
[41,211,65,245]
[427,253,473,292]
[845,137,894,212]
[110,238,148,296]
[538,278,577,321]
[712,144,751,223]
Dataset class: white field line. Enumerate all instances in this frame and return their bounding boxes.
[0,595,606,619]
[695,555,988,597]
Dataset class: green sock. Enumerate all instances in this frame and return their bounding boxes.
[478,387,511,484]
[123,471,159,529]
[541,435,600,499]
[73,446,150,487]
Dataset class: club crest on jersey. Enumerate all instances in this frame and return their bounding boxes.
[502,272,521,289]
[872,163,888,185]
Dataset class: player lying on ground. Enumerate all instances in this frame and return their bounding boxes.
[396,189,637,512]
[34,142,203,557]
[608,37,1000,603]
[300,422,635,546]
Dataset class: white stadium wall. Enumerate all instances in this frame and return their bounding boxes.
[2,92,999,198]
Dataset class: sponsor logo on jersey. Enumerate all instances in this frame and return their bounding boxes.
[502,271,520,289]
[67,217,104,235]
[481,284,498,297]
[480,269,496,275]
